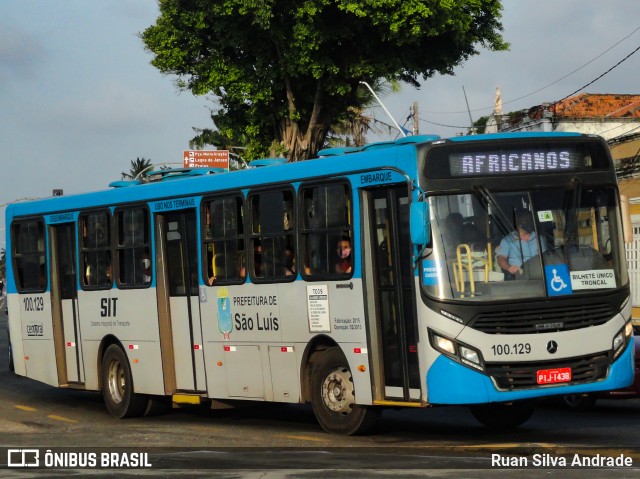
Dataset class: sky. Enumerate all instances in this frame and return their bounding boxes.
[1,1,640,249]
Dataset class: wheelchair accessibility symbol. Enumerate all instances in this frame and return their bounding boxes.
[545,264,572,296]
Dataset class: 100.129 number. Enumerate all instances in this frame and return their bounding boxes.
[490,343,531,355]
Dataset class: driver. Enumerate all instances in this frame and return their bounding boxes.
[496,209,546,279]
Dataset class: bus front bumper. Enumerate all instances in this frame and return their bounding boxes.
[426,339,635,405]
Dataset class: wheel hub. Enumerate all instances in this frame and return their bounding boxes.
[321,367,355,414]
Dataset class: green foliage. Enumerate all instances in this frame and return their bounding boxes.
[470,115,489,134]
[142,0,507,160]
[122,157,153,180]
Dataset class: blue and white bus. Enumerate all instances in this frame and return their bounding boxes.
[5,132,635,434]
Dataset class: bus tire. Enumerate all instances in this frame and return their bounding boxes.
[469,401,535,430]
[310,347,380,435]
[561,394,597,411]
[101,344,147,419]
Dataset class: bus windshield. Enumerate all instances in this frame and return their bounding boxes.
[422,186,627,302]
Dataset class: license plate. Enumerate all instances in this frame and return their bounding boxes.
[536,367,572,385]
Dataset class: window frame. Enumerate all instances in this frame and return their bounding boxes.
[298,179,353,281]
[79,209,113,291]
[11,217,47,293]
[113,205,151,289]
[246,185,297,284]
[201,193,246,286]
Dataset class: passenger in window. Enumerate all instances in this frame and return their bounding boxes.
[496,209,546,279]
[462,223,485,252]
[254,243,264,277]
[335,237,353,274]
[143,249,152,283]
[284,246,295,276]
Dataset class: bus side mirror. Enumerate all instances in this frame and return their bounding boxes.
[410,201,430,247]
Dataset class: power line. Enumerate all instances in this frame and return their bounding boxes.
[423,25,640,115]
[419,118,470,129]
[552,44,640,107]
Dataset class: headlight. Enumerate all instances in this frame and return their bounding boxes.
[460,346,480,365]
[434,335,456,355]
[612,322,632,359]
[613,332,624,352]
[429,330,484,371]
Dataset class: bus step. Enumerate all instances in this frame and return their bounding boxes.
[172,394,203,405]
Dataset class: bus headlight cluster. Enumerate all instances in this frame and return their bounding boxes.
[612,321,633,359]
[429,329,484,372]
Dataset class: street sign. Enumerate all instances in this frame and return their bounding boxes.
[183,150,229,170]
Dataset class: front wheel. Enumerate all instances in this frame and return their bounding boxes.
[310,347,380,435]
[562,394,597,411]
[469,401,535,430]
[101,344,147,418]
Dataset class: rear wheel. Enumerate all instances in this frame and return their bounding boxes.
[469,401,535,430]
[101,344,147,418]
[310,347,380,435]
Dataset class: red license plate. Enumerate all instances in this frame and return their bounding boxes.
[536,367,572,385]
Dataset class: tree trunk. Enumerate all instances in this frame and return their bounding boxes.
[277,72,329,161]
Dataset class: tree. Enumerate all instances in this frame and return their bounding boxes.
[122,158,153,180]
[470,115,489,135]
[142,0,507,161]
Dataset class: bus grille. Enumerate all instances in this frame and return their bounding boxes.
[485,352,610,390]
[469,303,615,334]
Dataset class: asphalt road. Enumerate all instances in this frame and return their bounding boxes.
[0,294,639,477]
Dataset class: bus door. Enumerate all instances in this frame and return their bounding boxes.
[156,210,206,392]
[49,222,84,385]
[363,185,420,401]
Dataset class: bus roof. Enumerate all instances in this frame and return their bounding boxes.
[5,131,599,220]
[6,136,429,219]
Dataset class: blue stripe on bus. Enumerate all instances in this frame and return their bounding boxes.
[426,339,635,404]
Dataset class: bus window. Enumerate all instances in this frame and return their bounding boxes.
[11,219,46,292]
[299,182,352,278]
[248,188,295,281]
[203,195,245,285]
[115,207,150,288]
[80,210,112,289]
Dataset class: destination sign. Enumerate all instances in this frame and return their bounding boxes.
[450,149,581,177]
[423,137,609,179]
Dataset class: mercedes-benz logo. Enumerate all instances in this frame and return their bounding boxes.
[547,340,558,354]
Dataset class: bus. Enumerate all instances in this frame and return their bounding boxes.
[5,132,635,434]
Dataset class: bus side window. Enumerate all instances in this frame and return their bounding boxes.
[80,210,112,289]
[248,188,295,281]
[299,181,352,278]
[115,207,150,288]
[202,195,245,285]
[11,220,47,292]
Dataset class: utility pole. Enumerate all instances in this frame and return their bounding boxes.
[412,101,419,135]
